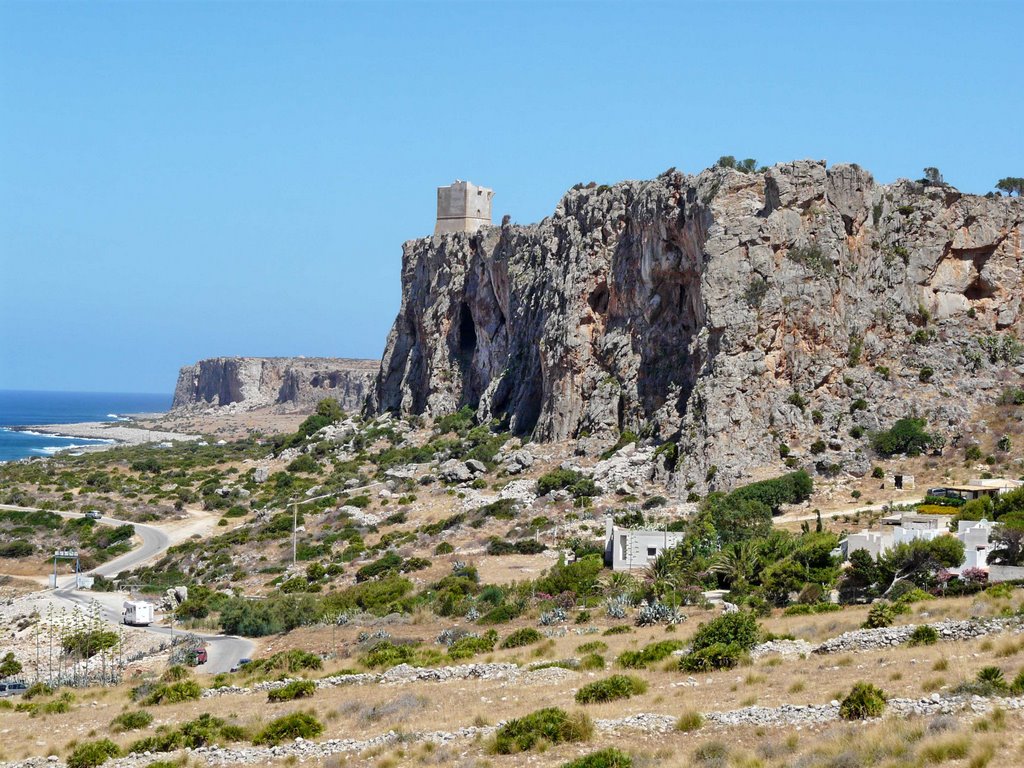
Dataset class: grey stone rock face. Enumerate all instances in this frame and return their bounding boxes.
[372,161,1023,491]
[172,357,379,413]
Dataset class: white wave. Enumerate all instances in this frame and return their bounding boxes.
[9,428,116,444]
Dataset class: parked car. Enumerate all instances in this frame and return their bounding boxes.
[187,647,208,666]
[230,658,251,673]
[84,510,102,520]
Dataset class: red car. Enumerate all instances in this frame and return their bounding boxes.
[189,648,208,665]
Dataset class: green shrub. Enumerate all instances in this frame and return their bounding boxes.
[434,542,454,555]
[1010,670,1024,695]
[579,653,606,670]
[490,707,593,754]
[161,665,191,682]
[362,641,416,669]
[67,740,121,768]
[449,630,498,660]
[110,709,154,732]
[577,641,608,654]
[839,682,887,719]
[863,602,895,629]
[603,625,632,636]
[252,712,324,746]
[22,682,53,699]
[678,642,745,672]
[127,713,246,754]
[871,418,934,457]
[575,675,647,704]
[616,639,685,669]
[689,612,760,652]
[560,748,633,768]
[676,710,704,732]
[502,628,543,649]
[267,679,316,702]
[908,625,939,647]
[536,469,598,499]
[138,679,202,706]
[242,650,323,676]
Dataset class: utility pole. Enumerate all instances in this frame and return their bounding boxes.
[292,502,298,566]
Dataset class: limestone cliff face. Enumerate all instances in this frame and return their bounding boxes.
[172,357,378,413]
[372,161,1024,490]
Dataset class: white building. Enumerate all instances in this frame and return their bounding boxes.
[958,519,996,569]
[842,516,996,572]
[604,516,685,571]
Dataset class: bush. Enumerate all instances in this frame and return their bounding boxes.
[491,707,593,754]
[678,642,744,672]
[267,679,316,702]
[561,748,633,768]
[110,710,154,732]
[252,712,324,746]
[676,711,704,732]
[603,624,632,636]
[67,740,121,768]
[449,630,497,660]
[575,675,647,704]
[536,469,598,499]
[502,628,543,649]
[242,650,322,676]
[127,713,246,753]
[579,653,605,670]
[362,641,416,669]
[908,625,939,646]
[863,602,895,629]
[839,682,887,719]
[727,470,813,512]
[871,418,933,457]
[137,679,202,706]
[689,612,760,652]
[616,640,685,669]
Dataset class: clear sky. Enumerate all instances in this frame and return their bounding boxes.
[1,1,1021,394]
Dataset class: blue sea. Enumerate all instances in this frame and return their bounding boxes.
[0,390,172,463]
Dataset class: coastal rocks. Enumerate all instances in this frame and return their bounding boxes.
[172,357,378,413]
[371,161,1023,491]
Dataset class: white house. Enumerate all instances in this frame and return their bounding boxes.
[604,516,685,571]
[842,517,996,573]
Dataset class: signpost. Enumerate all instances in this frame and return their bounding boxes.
[52,549,80,589]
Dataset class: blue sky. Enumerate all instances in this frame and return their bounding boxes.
[1,0,1021,394]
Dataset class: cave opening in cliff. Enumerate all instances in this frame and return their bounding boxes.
[458,302,477,358]
[588,283,609,315]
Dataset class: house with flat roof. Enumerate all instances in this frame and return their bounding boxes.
[604,516,685,571]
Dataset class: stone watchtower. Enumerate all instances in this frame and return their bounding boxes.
[434,180,493,235]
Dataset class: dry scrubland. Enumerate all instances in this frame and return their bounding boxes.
[3,398,1024,768]
[3,594,1024,767]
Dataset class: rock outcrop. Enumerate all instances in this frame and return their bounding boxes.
[373,160,1023,491]
[173,357,378,413]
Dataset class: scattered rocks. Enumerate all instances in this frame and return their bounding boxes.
[750,638,813,660]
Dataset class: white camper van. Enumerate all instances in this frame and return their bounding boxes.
[122,601,154,626]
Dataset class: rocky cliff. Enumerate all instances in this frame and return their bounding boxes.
[372,160,1023,491]
[173,357,378,413]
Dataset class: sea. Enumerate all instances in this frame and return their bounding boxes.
[0,390,172,463]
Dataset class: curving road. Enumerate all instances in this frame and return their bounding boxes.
[1,505,253,673]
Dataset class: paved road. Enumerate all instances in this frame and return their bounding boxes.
[1,505,253,673]
[777,496,925,524]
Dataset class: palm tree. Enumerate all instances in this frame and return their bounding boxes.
[709,540,760,591]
